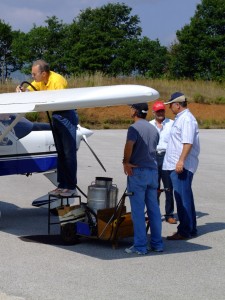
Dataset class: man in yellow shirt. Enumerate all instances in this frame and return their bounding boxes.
[16,59,78,197]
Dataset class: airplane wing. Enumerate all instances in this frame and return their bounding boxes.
[0,85,159,114]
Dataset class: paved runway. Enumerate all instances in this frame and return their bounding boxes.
[0,129,225,300]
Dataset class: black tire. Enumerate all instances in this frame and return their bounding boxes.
[60,223,79,245]
[50,208,59,216]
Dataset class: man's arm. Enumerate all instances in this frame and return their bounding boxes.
[176,143,192,173]
[123,140,136,176]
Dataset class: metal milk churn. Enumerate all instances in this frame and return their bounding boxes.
[87,177,118,213]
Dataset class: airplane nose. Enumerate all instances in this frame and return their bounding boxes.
[77,125,93,138]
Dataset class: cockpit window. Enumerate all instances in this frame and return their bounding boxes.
[0,130,13,145]
[0,114,33,139]
[0,114,51,140]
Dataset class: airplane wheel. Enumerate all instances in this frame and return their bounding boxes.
[50,208,58,216]
[61,223,79,245]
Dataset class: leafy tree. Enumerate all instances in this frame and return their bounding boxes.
[10,3,168,77]
[169,0,225,81]
[66,2,142,75]
[11,31,28,67]
[41,16,69,74]
[0,20,18,82]
[59,22,82,75]
[135,37,168,78]
[12,16,68,75]
[12,26,48,75]
[109,37,168,77]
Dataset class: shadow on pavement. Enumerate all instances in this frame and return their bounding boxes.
[1,201,223,260]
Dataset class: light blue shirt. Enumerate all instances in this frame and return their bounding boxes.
[149,118,173,152]
[162,109,200,173]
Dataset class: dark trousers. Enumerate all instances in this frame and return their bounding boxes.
[156,152,175,219]
[170,169,197,237]
[52,110,78,190]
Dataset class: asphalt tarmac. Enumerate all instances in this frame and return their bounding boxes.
[0,129,225,300]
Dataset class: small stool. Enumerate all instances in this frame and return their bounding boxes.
[48,194,81,234]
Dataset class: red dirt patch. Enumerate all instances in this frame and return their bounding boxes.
[78,103,225,124]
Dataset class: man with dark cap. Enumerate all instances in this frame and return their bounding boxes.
[150,101,176,224]
[123,103,163,254]
[163,92,200,240]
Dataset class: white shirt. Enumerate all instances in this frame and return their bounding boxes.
[149,118,174,151]
[162,109,200,173]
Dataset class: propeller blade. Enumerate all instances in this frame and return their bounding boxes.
[82,135,106,172]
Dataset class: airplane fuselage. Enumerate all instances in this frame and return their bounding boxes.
[0,131,57,176]
[0,116,92,176]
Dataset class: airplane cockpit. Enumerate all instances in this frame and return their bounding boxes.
[0,114,56,176]
[0,114,51,142]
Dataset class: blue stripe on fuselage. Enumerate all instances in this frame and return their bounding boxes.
[0,153,57,175]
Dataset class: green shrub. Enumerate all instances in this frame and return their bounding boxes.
[214,97,225,104]
[193,94,206,104]
[25,112,39,122]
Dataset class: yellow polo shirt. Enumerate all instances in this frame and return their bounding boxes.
[27,71,67,91]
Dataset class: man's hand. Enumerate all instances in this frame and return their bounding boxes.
[16,85,24,92]
[175,160,184,173]
[123,163,137,176]
[175,143,193,173]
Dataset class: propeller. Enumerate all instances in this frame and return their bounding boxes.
[77,125,106,172]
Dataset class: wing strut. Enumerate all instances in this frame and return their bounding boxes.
[82,135,106,172]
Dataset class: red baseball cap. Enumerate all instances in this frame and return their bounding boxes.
[152,101,165,112]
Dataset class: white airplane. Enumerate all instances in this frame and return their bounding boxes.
[0,116,94,176]
[0,84,159,208]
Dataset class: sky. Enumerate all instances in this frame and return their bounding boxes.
[0,0,201,46]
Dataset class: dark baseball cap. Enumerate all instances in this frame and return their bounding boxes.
[130,102,148,114]
[164,92,186,105]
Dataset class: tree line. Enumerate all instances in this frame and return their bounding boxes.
[0,0,224,83]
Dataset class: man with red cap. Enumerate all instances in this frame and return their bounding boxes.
[150,101,177,224]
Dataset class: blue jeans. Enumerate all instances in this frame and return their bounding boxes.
[170,169,197,237]
[52,110,78,190]
[156,153,174,219]
[127,168,163,253]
